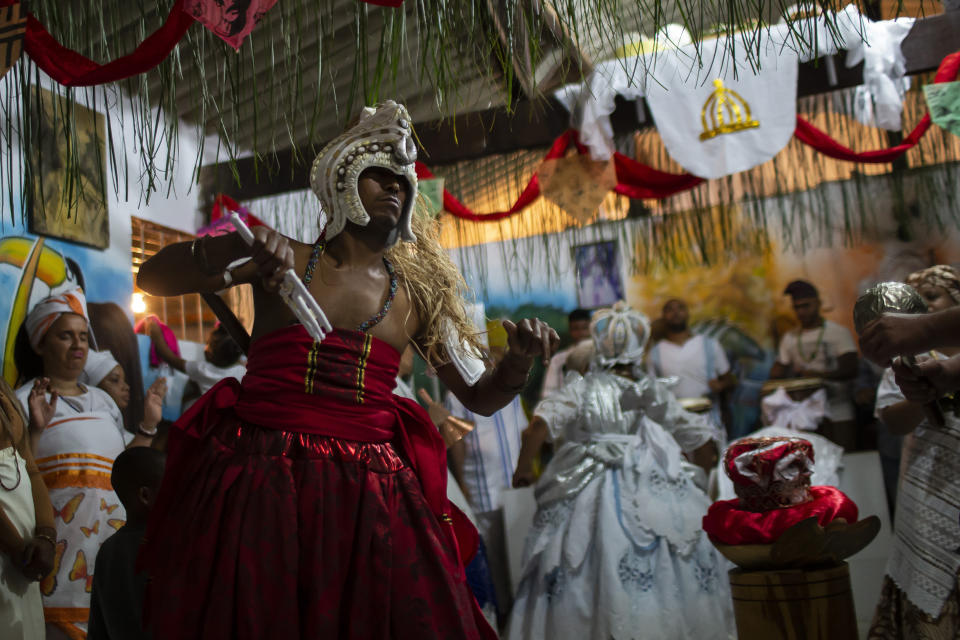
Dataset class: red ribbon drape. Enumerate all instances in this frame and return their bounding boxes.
[415,130,702,222]
[794,50,960,164]
[0,0,193,87]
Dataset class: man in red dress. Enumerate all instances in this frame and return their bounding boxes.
[136,101,559,639]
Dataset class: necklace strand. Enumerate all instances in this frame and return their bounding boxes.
[796,323,826,363]
[302,237,397,333]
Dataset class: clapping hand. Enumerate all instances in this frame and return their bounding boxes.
[27,378,57,437]
[143,377,167,430]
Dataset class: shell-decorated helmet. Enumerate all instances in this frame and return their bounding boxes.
[590,302,651,367]
[309,101,419,247]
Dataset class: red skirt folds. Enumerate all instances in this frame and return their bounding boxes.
[140,327,495,640]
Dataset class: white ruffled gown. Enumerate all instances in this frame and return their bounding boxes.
[507,371,735,640]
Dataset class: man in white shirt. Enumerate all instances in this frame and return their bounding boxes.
[539,309,592,398]
[768,280,859,449]
[646,299,735,433]
[142,319,246,410]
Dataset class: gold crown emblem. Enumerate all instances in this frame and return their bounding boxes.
[699,79,759,141]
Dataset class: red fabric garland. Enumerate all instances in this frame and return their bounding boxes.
[702,485,859,545]
[795,50,960,164]
[2,0,193,87]
[415,129,701,222]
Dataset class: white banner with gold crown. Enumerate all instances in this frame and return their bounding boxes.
[643,38,799,179]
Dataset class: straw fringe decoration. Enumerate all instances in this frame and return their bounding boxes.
[0,0,896,226]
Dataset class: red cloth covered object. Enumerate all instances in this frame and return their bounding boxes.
[724,436,816,511]
[139,325,495,640]
[702,436,859,545]
[703,485,859,545]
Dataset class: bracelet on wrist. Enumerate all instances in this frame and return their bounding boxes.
[35,533,56,548]
[137,422,159,437]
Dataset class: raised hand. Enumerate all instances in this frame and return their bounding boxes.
[859,314,929,366]
[143,377,167,429]
[249,226,295,293]
[503,318,561,366]
[27,378,57,437]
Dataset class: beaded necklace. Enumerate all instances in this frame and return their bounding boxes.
[302,236,398,333]
[796,322,826,363]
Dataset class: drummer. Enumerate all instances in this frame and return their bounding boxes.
[768,280,859,450]
[647,299,735,435]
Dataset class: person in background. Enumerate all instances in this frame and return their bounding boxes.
[539,309,592,398]
[768,280,859,450]
[438,319,528,621]
[868,265,960,638]
[0,377,55,640]
[87,446,166,640]
[507,304,732,640]
[83,350,168,437]
[88,302,147,435]
[646,299,735,435]
[14,288,154,640]
[140,318,245,410]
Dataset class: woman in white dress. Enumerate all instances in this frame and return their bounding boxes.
[508,304,734,640]
[14,288,157,640]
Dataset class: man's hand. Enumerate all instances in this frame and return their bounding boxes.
[249,227,295,293]
[859,314,930,366]
[19,536,54,582]
[708,378,724,393]
[891,356,960,404]
[143,377,167,429]
[27,378,57,436]
[503,318,561,366]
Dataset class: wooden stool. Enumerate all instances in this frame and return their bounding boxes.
[729,562,858,639]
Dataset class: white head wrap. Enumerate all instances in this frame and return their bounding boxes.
[590,302,651,367]
[81,349,120,386]
[309,101,419,247]
[24,286,89,352]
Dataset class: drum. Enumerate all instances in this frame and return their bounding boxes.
[678,396,713,414]
[728,563,858,639]
[761,377,825,402]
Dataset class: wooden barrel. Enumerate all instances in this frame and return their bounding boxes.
[728,563,858,640]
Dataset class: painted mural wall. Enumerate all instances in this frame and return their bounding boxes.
[0,73,203,385]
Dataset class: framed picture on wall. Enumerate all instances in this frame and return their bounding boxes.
[573,240,624,309]
[27,87,109,250]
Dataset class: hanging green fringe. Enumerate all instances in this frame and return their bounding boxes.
[0,0,900,227]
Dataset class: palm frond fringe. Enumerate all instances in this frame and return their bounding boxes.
[0,0,907,226]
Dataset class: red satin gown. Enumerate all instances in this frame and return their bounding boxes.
[139,325,496,639]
